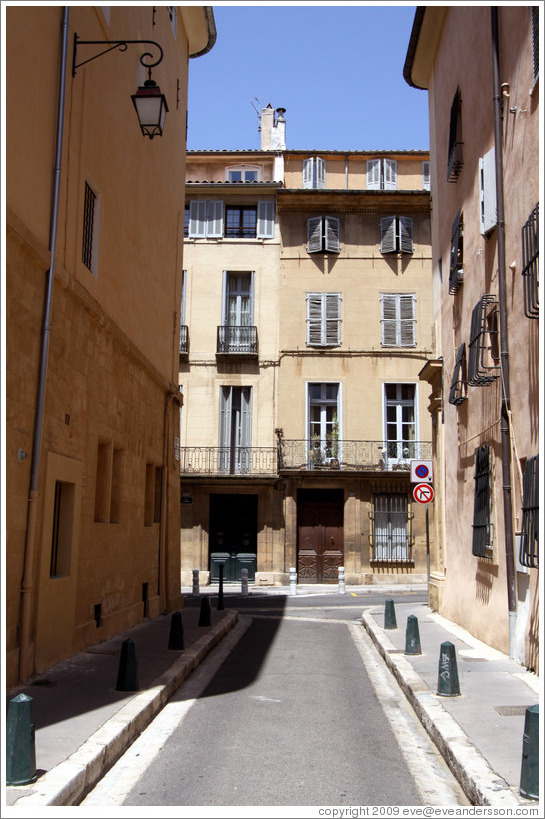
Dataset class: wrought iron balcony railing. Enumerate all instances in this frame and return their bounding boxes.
[179,446,277,476]
[217,325,258,355]
[278,440,432,472]
[179,325,189,355]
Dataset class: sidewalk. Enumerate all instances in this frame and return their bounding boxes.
[361,599,540,807]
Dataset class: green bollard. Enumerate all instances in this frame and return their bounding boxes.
[6,693,37,786]
[437,640,460,696]
[520,704,539,800]
[198,595,211,627]
[217,564,224,611]
[168,611,185,650]
[115,638,139,692]
[405,615,422,655]
[384,598,397,629]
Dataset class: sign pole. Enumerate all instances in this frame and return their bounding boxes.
[426,504,430,606]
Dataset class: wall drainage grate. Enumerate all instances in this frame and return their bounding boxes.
[494,705,532,716]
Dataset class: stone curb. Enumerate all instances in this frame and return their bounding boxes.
[361,611,527,807]
[11,610,239,807]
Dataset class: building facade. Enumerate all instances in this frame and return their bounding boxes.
[5,5,216,685]
[404,6,540,667]
[180,107,434,588]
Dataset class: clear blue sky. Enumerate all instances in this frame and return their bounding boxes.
[187,3,429,151]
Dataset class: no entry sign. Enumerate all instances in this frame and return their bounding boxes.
[413,483,435,504]
[410,459,433,483]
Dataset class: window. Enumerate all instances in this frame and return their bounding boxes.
[472,445,493,557]
[219,272,256,353]
[109,447,123,524]
[468,295,500,385]
[448,343,468,405]
[82,181,99,275]
[422,161,430,191]
[367,158,397,190]
[187,199,274,239]
[227,166,260,183]
[50,481,75,577]
[308,383,340,464]
[449,211,464,294]
[447,87,463,181]
[303,156,326,189]
[153,466,162,524]
[380,216,413,254]
[144,462,154,526]
[522,203,539,318]
[371,494,411,562]
[381,294,415,347]
[306,293,341,347]
[94,440,123,523]
[519,454,538,569]
[479,148,497,235]
[219,386,252,474]
[384,384,417,461]
[307,216,340,253]
[531,6,539,88]
[180,270,189,354]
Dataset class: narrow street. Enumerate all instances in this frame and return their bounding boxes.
[83,591,468,808]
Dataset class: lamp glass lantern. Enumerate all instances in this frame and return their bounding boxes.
[131,78,168,139]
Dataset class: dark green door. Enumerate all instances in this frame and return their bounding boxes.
[209,494,257,582]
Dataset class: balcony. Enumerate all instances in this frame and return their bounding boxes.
[278,440,432,472]
[179,325,189,356]
[217,325,258,356]
[179,446,277,476]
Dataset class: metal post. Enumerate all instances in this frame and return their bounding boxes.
[192,568,199,596]
[241,568,248,596]
[426,505,430,605]
[217,564,224,610]
[289,567,297,595]
[338,565,345,595]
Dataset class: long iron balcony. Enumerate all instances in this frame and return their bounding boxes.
[179,440,432,476]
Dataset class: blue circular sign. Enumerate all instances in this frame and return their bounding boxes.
[415,464,429,479]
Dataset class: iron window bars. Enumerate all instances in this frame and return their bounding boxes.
[447,88,463,182]
[519,454,539,569]
[472,444,493,558]
[369,493,414,563]
[82,182,96,271]
[449,211,463,294]
[449,342,468,405]
[522,203,539,319]
[467,295,500,386]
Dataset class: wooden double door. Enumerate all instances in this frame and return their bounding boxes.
[297,489,344,583]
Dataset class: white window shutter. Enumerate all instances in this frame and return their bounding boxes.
[399,294,416,346]
[399,217,414,254]
[306,294,324,345]
[422,161,430,190]
[206,201,223,238]
[257,200,275,238]
[307,217,323,253]
[324,216,340,253]
[381,294,398,346]
[303,158,313,189]
[367,159,381,190]
[189,200,207,238]
[380,216,396,253]
[383,159,397,190]
[479,148,497,235]
[325,293,341,345]
[316,157,326,189]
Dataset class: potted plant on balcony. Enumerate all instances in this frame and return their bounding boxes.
[328,415,340,467]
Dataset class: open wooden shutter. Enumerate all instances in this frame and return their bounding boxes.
[189,200,207,238]
[479,148,497,235]
[399,217,414,254]
[383,159,397,190]
[316,157,326,189]
[399,294,415,346]
[380,216,396,253]
[324,293,341,345]
[367,159,381,190]
[302,158,313,189]
[324,216,340,252]
[206,200,224,238]
[472,445,491,557]
[307,217,323,253]
[306,294,324,345]
[257,200,275,238]
[381,294,398,346]
[422,161,430,190]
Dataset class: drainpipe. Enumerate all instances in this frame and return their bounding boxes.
[491,7,517,657]
[19,7,70,682]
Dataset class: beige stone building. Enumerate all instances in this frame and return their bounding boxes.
[5,5,216,685]
[180,107,434,587]
[404,6,540,667]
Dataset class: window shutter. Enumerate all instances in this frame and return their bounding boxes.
[399,217,414,254]
[316,157,326,189]
[519,454,539,568]
[306,294,324,345]
[307,217,323,253]
[399,294,416,346]
[302,158,313,189]
[479,148,497,235]
[472,445,491,557]
[422,161,430,190]
[383,159,397,190]
[206,201,224,238]
[257,200,275,238]
[381,294,398,346]
[324,216,340,253]
[367,159,381,190]
[325,293,341,345]
[380,216,396,253]
[448,343,468,405]
[189,200,207,238]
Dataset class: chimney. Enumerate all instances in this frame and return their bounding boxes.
[260,104,286,150]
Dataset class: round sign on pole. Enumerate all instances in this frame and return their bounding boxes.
[413,483,434,504]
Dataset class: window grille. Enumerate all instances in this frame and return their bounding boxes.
[449,211,463,294]
[370,494,412,562]
[447,88,463,182]
[467,295,499,385]
[82,182,97,272]
[522,203,539,319]
[531,7,539,86]
[448,343,468,405]
[519,455,539,569]
[472,445,493,557]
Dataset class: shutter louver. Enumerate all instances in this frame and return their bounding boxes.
[479,148,497,235]
[189,200,207,238]
[472,445,491,557]
[399,294,415,346]
[316,157,326,189]
[307,217,323,253]
[324,216,340,253]
[367,159,381,190]
[306,294,324,345]
[383,159,398,190]
[325,294,341,345]
[381,294,398,346]
[380,216,396,253]
[399,217,414,254]
[206,201,224,238]
[303,158,313,189]
[422,162,430,190]
[257,200,275,238]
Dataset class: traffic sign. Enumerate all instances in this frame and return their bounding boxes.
[410,459,433,483]
[413,483,435,504]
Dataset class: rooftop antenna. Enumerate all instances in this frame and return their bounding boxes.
[250,97,262,136]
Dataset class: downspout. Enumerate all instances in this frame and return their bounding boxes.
[19,6,70,682]
[491,7,517,657]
